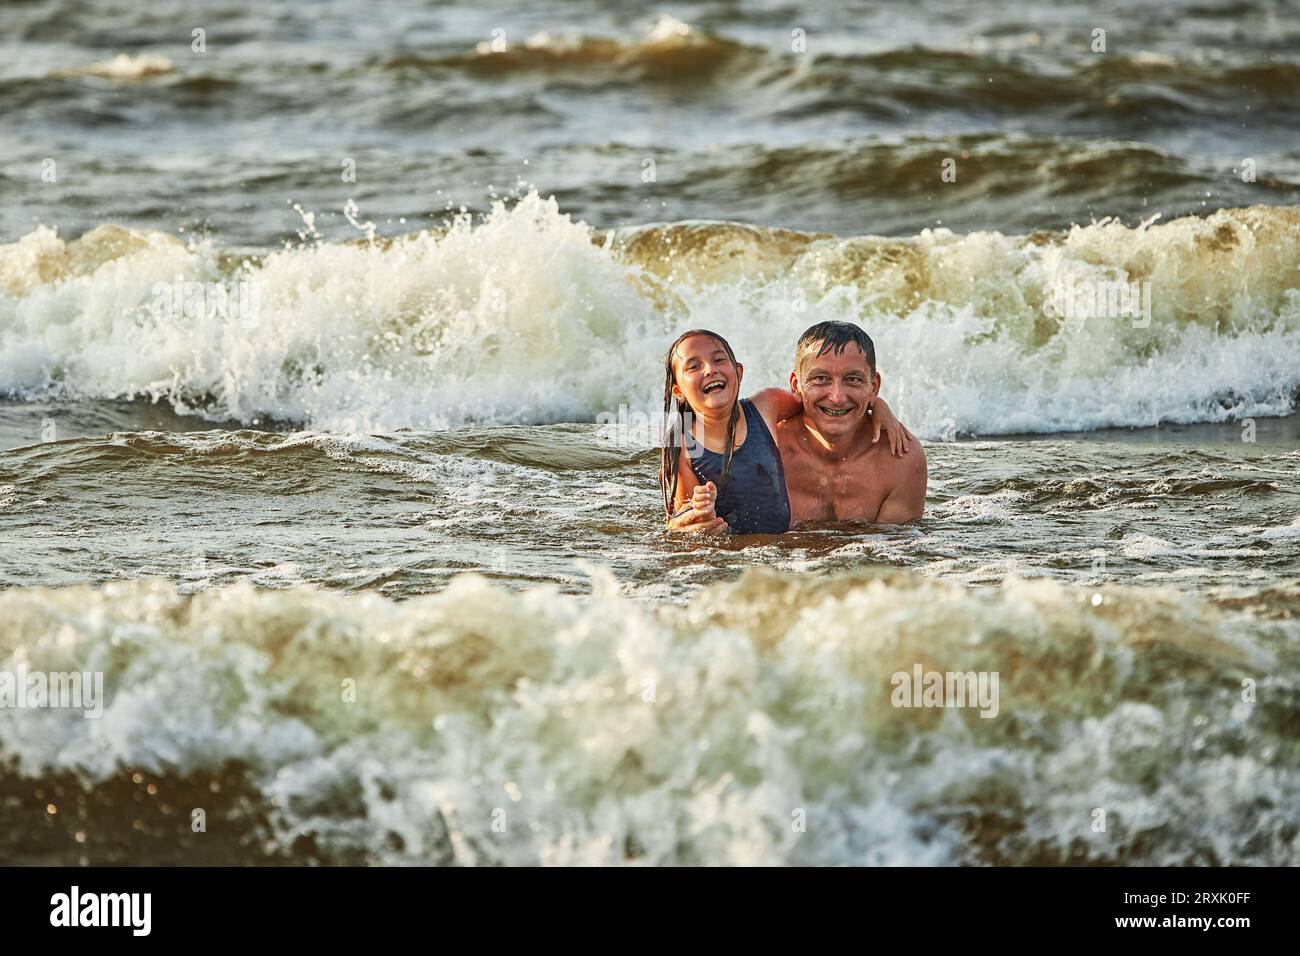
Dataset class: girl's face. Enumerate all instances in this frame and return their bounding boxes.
[671,334,742,414]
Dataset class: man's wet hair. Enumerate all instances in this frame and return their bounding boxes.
[795,321,876,375]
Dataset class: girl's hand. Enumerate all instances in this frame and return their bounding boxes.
[667,482,727,533]
[666,508,728,534]
[870,397,913,457]
[689,480,718,519]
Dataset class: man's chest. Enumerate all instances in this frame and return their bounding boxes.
[780,446,888,523]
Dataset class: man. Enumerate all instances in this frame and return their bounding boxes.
[774,321,926,525]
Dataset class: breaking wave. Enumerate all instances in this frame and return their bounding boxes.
[1,192,1298,437]
[2,569,1295,865]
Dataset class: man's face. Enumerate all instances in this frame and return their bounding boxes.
[790,343,880,439]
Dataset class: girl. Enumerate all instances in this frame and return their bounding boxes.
[659,328,912,533]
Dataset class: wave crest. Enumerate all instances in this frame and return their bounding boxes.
[2,195,1298,436]
[0,569,1292,864]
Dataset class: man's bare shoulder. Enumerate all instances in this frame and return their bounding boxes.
[857,429,925,491]
[871,433,927,522]
[873,433,925,483]
[882,433,925,470]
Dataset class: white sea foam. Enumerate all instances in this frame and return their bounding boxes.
[0,568,1291,865]
[63,54,176,80]
[1,196,1298,438]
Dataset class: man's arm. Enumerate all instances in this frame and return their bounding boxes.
[875,441,927,524]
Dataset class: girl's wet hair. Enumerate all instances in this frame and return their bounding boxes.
[659,329,741,520]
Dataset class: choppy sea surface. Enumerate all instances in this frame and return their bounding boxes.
[1,0,1298,865]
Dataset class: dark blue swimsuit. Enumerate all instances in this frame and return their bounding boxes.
[691,399,791,534]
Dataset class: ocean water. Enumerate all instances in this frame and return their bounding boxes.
[1,0,1299,865]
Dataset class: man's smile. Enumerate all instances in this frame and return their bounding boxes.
[817,404,854,417]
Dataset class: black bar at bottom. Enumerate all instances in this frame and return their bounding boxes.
[0,866,1288,942]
